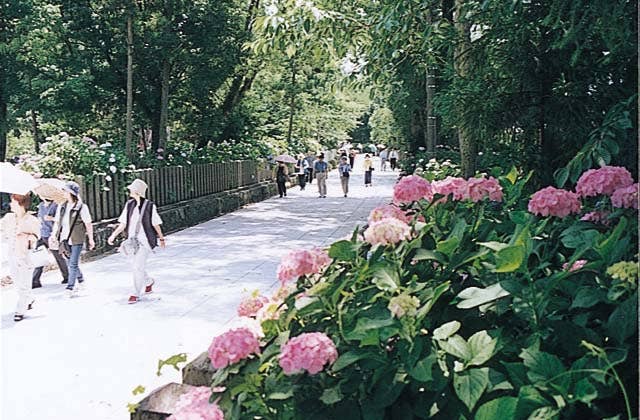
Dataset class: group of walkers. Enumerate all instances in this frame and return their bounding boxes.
[274,149,388,198]
[1,178,166,322]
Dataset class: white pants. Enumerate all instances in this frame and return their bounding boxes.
[14,263,32,315]
[131,247,153,297]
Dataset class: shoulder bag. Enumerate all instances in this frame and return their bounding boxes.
[119,201,148,256]
[60,206,82,259]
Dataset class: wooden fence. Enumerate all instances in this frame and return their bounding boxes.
[78,161,273,222]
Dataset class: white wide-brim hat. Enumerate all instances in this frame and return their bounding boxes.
[127,179,148,198]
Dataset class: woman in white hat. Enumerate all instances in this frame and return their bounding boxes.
[107,179,165,304]
[52,181,95,297]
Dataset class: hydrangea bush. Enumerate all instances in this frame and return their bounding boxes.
[178,166,637,419]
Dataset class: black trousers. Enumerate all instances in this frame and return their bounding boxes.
[297,174,306,189]
[32,237,69,286]
[364,170,372,185]
[390,158,397,170]
[306,168,314,183]
[277,181,287,197]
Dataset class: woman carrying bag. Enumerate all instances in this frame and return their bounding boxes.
[107,179,165,304]
[0,194,40,322]
[52,181,95,298]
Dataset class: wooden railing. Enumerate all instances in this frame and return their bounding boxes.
[77,161,273,222]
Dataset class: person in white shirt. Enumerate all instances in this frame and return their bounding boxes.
[107,179,166,304]
[52,181,95,297]
[389,149,399,171]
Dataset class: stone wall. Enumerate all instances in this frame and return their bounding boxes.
[84,181,276,259]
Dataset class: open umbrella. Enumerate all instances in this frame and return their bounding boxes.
[274,154,297,164]
[0,162,37,195]
[33,178,67,203]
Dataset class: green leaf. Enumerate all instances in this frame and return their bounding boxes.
[519,345,567,391]
[574,378,598,405]
[505,166,519,184]
[332,350,372,372]
[478,241,509,252]
[320,386,343,404]
[528,406,560,419]
[554,167,569,188]
[570,287,606,309]
[410,355,437,382]
[468,331,497,366]
[345,317,395,341]
[268,390,293,400]
[433,320,461,341]
[494,245,525,273]
[453,367,489,411]
[131,385,146,396]
[416,281,451,318]
[475,397,518,420]
[413,248,446,263]
[605,292,637,344]
[436,237,460,257]
[372,266,399,291]
[440,335,472,360]
[456,283,510,309]
[329,240,357,261]
[156,353,188,376]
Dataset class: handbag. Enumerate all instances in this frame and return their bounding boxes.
[28,244,53,268]
[119,201,148,256]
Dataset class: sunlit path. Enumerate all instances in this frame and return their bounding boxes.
[1,155,398,420]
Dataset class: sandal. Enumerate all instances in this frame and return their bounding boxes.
[14,314,24,322]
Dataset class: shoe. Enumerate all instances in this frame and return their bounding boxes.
[145,281,154,294]
[65,288,75,298]
[344,194,347,197]
[61,279,68,284]
[14,314,24,322]
[128,296,139,304]
[32,282,42,289]
[77,282,86,292]
[28,300,35,310]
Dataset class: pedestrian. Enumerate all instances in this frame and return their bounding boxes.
[107,179,166,304]
[389,148,399,171]
[32,199,69,288]
[295,154,309,190]
[349,149,356,168]
[363,154,373,187]
[275,162,289,198]
[338,156,352,197]
[52,181,95,298]
[0,194,40,322]
[314,153,328,198]
[305,153,315,184]
[379,148,388,171]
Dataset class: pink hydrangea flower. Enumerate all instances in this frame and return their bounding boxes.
[168,386,224,420]
[368,204,412,224]
[279,332,338,375]
[528,186,581,218]
[393,175,433,204]
[363,218,411,246]
[580,211,611,226]
[562,259,587,272]
[208,328,260,369]
[431,177,468,201]
[575,166,634,197]
[277,248,331,284]
[611,183,638,209]
[467,176,504,202]
[237,294,269,318]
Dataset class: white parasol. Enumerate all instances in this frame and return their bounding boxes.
[0,162,37,195]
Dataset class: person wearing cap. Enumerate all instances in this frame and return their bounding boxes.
[52,181,95,297]
[107,179,165,304]
[338,156,352,197]
[314,153,328,198]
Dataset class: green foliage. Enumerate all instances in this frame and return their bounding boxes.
[200,166,638,418]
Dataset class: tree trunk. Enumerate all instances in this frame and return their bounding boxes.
[126,12,134,158]
[454,0,476,177]
[0,88,6,162]
[158,59,170,150]
[31,110,40,153]
[425,66,437,155]
[286,58,296,145]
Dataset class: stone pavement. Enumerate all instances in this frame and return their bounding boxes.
[0,156,398,420]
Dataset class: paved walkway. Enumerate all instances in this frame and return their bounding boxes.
[1,156,397,420]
